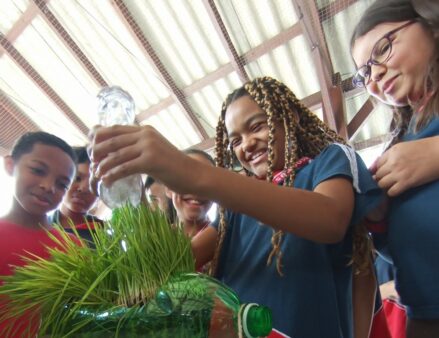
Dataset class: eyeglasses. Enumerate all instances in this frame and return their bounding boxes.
[352,21,416,88]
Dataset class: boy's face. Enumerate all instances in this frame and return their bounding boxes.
[62,162,98,214]
[147,182,169,213]
[5,143,76,216]
[225,95,286,179]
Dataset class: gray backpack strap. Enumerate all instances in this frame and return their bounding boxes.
[334,143,361,193]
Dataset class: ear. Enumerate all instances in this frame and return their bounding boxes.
[3,155,15,176]
[165,187,173,199]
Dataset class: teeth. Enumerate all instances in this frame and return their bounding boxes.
[189,199,201,205]
[250,151,265,161]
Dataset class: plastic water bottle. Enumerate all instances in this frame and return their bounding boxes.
[96,86,143,209]
[155,273,272,338]
[66,273,273,337]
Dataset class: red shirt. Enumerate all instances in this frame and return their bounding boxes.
[0,220,79,337]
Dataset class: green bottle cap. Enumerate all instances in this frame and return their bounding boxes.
[241,303,272,337]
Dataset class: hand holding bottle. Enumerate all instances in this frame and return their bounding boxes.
[94,86,143,209]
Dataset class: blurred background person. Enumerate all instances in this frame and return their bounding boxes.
[51,146,102,244]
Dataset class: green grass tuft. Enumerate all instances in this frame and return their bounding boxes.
[0,204,195,336]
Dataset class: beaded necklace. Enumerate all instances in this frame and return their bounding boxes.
[271,156,312,185]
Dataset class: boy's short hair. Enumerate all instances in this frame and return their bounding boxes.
[184,148,215,165]
[73,146,90,164]
[11,131,76,163]
[144,176,156,189]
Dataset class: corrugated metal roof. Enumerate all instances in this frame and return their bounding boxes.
[0,0,388,156]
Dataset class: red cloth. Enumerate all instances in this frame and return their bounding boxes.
[365,218,388,233]
[370,298,407,338]
[0,220,79,337]
[383,298,407,338]
[370,303,393,338]
[268,328,291,337]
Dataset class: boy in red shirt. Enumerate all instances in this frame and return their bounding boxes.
[0,131,77,337]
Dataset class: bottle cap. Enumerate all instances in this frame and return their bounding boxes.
[242,303,272,337]
[97,86,136,126]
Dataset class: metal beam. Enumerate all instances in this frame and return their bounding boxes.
[0,33,89,136]
[111,0,209,139]
[33,0,108,87]
[330,73,348,139]
[202,0,249,83]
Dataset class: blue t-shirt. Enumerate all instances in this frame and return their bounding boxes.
[211,144,382,338]
[388,117,439,319]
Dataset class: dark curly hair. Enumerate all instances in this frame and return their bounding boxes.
[11,131,76,163]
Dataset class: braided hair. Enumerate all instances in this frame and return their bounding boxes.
[210,76,349,276]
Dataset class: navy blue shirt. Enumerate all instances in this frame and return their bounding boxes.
[212,144,382,338]
[50,209,102,247]
[388,117,439,319]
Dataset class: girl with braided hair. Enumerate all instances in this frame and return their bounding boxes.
[89,76,382,337]
[351,1,439,337]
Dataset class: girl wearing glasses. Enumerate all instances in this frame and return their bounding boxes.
[351,1,439,337]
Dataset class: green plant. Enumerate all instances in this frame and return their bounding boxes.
[0,204,195,336]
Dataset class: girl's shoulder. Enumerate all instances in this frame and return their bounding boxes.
[308,143,358,178]
[305,143,379,196]
[405,116,439,140]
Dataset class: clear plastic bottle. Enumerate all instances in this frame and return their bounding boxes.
[96,86,143,209]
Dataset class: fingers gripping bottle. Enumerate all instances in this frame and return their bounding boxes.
[96,86,143,209]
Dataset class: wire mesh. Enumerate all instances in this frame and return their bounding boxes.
[0,0,383,156]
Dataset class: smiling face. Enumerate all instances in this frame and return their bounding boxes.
[225,95,285,179]
[61,162,98,215]
[147,181,169,213]
[5,143,76,219]
[169,153,214,226]
[352,21,434,107]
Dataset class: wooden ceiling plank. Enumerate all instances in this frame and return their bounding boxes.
[291,0,347,138]
[347,97,374,139]
[136,97,173,121]
[243,23,302,62]
[353,134,391,151]
[138,24,306,122]
[0,1,42,58]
